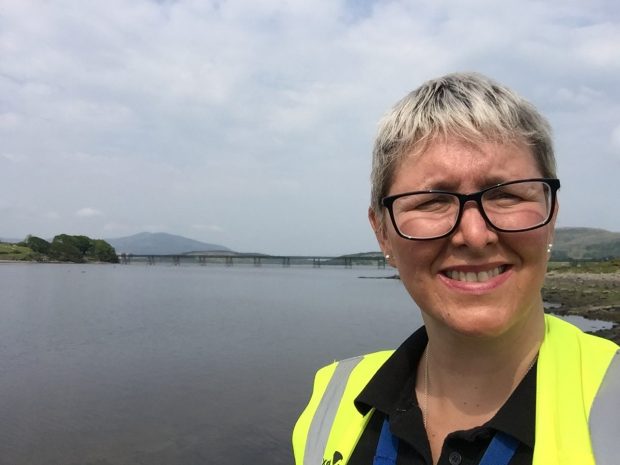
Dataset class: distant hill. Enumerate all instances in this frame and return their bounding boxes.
[552,227,620,260]
[106,232,232,255]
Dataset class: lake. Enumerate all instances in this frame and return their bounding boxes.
[0,263,611,465]
[0,263,419,465]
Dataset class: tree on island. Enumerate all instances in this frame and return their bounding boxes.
[49,235,85,262]
[19,234,119,263]
[89,239,118,263]
[23,235,51,254]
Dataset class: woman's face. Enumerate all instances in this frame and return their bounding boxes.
[371,137,557,339]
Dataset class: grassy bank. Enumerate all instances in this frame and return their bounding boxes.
[0,243,39,261]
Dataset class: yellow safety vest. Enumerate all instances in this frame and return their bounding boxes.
[293,315,620,465]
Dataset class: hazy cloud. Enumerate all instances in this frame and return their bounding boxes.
[192,224,224,233]
[1,152,28,163]
[75,208,104,218]
[0,112,21,129]
[44,211,61,220]
[611,125,620,153]
[1,0,619,254]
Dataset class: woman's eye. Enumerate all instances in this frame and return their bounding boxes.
[400,195,452,211]
[495,192,521,200]
[417,199,448,209]
[487,189,524,203]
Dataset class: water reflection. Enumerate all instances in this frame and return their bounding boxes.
[554,314,614,332]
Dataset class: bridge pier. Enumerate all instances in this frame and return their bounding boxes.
[225,256,233,266]
[344,257,352,268]
[253,257,262,266]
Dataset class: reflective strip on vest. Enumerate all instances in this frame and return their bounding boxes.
[304,356,364,465]
[589,350,620,465]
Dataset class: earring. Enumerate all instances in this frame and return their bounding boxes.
[547,243,553,253]
[385,254,391,260]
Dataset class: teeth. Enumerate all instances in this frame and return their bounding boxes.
[445,266,505,282]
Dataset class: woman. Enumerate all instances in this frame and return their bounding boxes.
[293,73,619,465]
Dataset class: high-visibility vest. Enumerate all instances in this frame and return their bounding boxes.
[293,315,620,465]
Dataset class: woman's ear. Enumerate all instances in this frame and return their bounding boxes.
[545,199,559,256]
[368,207,390,256]
[549,199,560,243]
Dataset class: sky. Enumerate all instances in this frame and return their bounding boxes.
[1,0,619,255]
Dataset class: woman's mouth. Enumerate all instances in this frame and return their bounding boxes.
[442,265,509,283]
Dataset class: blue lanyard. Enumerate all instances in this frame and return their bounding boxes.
[373,418,519,465]
[373,418,400,465]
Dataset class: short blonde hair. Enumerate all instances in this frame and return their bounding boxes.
[370,72,556,216]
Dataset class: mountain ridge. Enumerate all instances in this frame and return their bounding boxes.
[552,227,620,260]
[106,232,232,255]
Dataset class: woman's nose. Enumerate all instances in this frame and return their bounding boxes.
[450,201,498,248]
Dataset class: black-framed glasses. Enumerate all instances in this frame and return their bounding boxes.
[382,178,560,240]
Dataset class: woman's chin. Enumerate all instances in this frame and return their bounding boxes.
[426,308,523,340]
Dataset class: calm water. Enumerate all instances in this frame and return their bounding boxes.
[0,263,611,465]
[0,263,419,465]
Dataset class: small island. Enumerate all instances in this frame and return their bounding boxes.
[0,234,119,264]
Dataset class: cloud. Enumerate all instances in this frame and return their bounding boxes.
[44,211,61,220]
[75,207,104,218]
[1,0,619,251]
[192,224,224,233]
[0,112,21,129]
[554,87,602,106]
[611,125,620,153]
[1,152,28,163]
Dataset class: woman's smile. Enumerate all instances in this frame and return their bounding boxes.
[441,264,508,283]
[438,263,513,293]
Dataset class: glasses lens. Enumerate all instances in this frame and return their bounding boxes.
[392,193,459,239]
[482,181,552,231]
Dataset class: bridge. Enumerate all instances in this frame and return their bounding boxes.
[118,253,387,268]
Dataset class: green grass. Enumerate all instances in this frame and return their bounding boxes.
[0,243,39,261]
[548,259,620,274]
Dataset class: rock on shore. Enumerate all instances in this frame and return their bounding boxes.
[543,270,620,344]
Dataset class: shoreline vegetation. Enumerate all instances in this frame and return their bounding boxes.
[0,235,119,264]
[1,239,618,343]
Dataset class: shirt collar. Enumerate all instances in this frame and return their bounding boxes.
[354,325,536,449]
[354,326,428,416]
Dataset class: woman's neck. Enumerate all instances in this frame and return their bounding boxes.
[422,308,544,387]
[416,309,544,464]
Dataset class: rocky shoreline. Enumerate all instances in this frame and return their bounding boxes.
[543,270,620,344]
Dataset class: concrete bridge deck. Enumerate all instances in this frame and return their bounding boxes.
[118,253,386,268]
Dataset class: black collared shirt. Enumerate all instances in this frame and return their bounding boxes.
[349,327,536,465]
